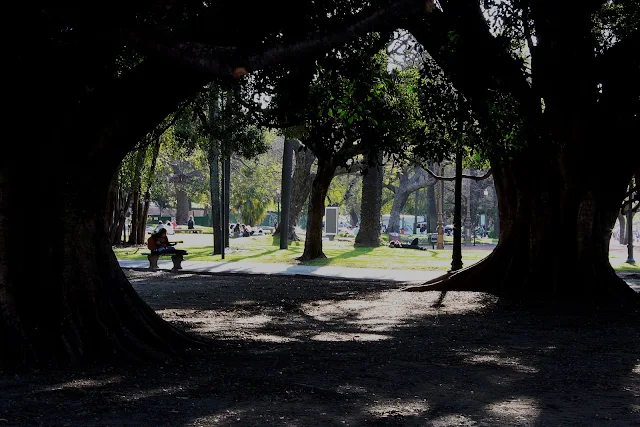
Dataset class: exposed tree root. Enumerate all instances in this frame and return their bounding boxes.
[402,251,502,293]
[402,247,639,309]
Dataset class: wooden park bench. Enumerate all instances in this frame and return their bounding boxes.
[141,251,188,270]
[141,240,187,270]
[174,228,203,234]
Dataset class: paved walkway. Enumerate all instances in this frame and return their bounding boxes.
[118,258,639,291]
[118,259,444,283]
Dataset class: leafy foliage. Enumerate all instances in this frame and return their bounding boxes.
[148,129,209,212]
[175,83,269,160]
[230,132,283,225]
[231,162,277,226]
[592,0,640,51]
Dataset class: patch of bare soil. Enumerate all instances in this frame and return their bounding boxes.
[1,271,639,426]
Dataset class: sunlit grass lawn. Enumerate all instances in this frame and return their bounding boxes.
[609,249,640,272]
[115,233,494,271]
[114,231,639,272]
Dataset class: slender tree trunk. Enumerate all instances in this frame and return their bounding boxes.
[349,209,359,229]
[355,151,383,247]
[127,148,146,244]
[115,210,126,245]
[426,182,437,233]
[464,170,473,243]
[128,191,141,244]
[209,148,222,254]
[388,186,410,234]
[139,137,162,244]
[299,161,337,260]
[618,213,627,245]
[176,189,188,225]
[105,176,118,242]
[118,190,131,245]
[451,149,463,271]
[492,184,500,240]
[280,140,294,249]
[139,190,151,243]
[387,168,432,233]
[288,143,315,241]
[224,157,230,248]
[106,176,131,246]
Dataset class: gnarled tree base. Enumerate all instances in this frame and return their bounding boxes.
[1,249,212,371]
[402,245,639,309]
[297,252,327,261]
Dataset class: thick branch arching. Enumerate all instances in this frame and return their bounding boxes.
[423,167,492,182]
[133,0,431,79]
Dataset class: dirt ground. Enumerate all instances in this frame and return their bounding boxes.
[1,270,639,427]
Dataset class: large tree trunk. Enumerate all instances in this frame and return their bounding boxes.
[388,189,410,234]
[387,168,433,233]
[355,151,383,247]
[288,142,316,241]
[406,152,639,306]
[402,3,639,307]
[1,159,208,369]
[1,57,211,369]
[299,160,337,260]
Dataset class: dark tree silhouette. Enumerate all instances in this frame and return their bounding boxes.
[1,0,429,369]
[402,1,639,306]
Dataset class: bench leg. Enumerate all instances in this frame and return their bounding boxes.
[171,254,184,270]
[148,254,160,269]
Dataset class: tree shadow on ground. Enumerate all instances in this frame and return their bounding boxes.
[300,246,376,268]
[1,272,638,426]
[225,248,281,262]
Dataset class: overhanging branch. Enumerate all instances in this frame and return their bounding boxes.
[138,105,186,149]
[131,0,430,78]
[403,2,538,120]
[423,167,492,182]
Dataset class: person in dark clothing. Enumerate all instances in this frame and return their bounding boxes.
[389,237,427,250]
[147,228,187,255]
[187,215,195,230]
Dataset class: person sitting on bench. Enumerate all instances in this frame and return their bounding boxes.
[147,228,187,255]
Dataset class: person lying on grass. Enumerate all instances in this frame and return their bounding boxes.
[389,238,427,250]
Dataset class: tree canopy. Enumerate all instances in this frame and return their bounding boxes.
[2,0,638,371]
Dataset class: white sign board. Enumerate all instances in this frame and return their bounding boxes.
[480,214,486,226]
[324,207,339,235]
